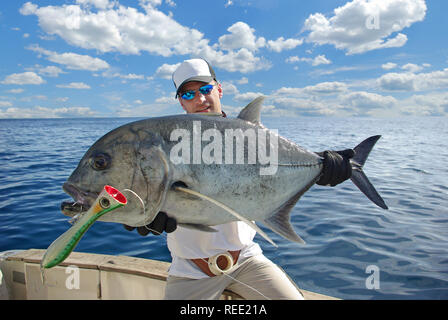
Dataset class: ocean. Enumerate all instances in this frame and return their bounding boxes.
[0,116,447,299]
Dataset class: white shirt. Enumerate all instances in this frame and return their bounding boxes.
[167,221,262,279]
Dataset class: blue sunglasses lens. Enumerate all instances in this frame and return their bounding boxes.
[181,85,214,100]
[199,84,214,95]
[181,91,195,100]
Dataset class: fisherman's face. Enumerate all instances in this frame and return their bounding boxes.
[178,81,223,114]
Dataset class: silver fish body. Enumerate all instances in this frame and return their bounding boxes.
[62,97,387,243]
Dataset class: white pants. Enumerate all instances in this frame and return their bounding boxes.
[164,254,304,300]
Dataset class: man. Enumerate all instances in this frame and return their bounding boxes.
[125,58,353,299]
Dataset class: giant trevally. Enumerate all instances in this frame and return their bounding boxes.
[61,97,388,245]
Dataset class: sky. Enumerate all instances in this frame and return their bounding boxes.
[0,0,447,118]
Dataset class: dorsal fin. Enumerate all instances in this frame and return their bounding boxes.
[237,96,265,124]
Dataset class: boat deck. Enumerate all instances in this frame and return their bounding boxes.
[0,249,338,300]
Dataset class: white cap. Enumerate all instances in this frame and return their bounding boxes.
[172,58,216,97]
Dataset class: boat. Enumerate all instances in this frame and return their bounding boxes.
[0,249,338,300]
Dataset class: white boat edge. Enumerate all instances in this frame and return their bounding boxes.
[0,249,338,300]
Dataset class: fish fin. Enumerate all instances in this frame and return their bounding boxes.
[350,136,388,209]
[174,186,277,247]
[262,183,315,245]
[237,96,265,124]
[178,223,218,232]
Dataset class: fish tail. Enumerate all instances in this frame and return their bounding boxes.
[350,135,388,209]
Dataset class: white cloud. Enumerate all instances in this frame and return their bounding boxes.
[139,0,162,8]
[401,63,423,73]
[275,81,348,97]
[382,62,397,70]
[28,44,109,71]
[221,81,239,96]
[377,68,448,91]
[234,91,266,103]
[271,96,344,116]
[0,106,96,118]
[285,54,331,66]
[267,37,303,53]
[218,22,266,52]
[203,47,271,73]
[40,66,65,77]
[20,2,271,73]
[0,101,13,107]
[341,91,397,110]
[285,56,300,64]
[19,2,38,15]
[56,82,91,89]
[1,72,45,85]
[311,55,331,66]
[303,0,427,55]
[165,0,176,7]
[269,80,410,116]
[304,81,348,95]
[20,2,206,56]
[101,70,145,80]
[76,0,114,10]
[154,63,180,80]
[268,75,448,117]
[35,65,65,77]
[155,96,176,104]
[311,65,366,76]
[20,95,47,102]
[237,77,248,85]
[399,92,448,116]
[7,88,25,94]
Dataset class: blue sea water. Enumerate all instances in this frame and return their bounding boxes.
[0,116,447,300]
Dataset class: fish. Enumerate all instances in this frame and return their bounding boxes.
[61,96,388,245]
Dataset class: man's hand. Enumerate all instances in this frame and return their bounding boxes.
[316,149,355,187]
[123,211,177,236]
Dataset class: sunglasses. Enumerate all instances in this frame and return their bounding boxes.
[180,84,214,100]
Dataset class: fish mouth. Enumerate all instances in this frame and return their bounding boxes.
[61,182,99,217]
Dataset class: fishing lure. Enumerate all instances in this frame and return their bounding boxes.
[41,185,127,269]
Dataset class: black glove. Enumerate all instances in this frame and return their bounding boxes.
[316,149,355,187]
[123,211,177,236]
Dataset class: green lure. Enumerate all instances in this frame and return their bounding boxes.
[41,185,127,269]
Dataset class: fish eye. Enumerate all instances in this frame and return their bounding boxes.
[91,152,111,171]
